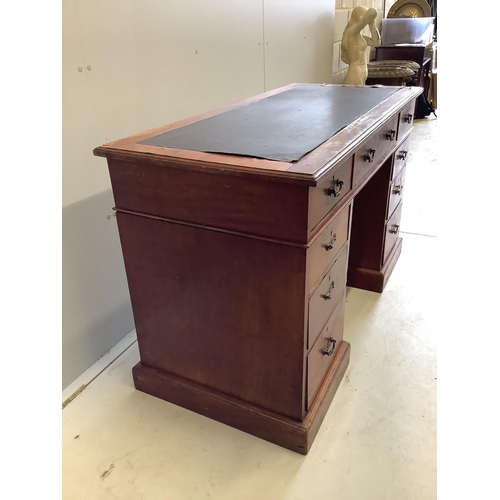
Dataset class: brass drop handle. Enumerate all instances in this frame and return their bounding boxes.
[322,337,336,356]
[389,224,400,234]
[364,149,376,163]
[386,129,396,141]
[397,150,408,161]
[327,179,343,198]
[404,113,413,124]
[321,281,335,300]
[325,233,337,251]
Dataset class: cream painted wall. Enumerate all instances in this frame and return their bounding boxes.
[263,0,335,89]
[62,0,335,389]
[132,0,267,132]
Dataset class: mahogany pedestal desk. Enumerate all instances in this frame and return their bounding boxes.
[94,83,422,455]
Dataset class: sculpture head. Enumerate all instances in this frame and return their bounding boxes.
[344,6,377,32]
[350,6,368,24]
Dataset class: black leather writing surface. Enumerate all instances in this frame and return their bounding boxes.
[140,85,400,162]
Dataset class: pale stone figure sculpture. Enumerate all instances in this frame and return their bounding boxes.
[341,6,381,85]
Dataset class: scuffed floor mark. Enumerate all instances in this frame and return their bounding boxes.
[112,440,153,463]
[74,435,80,440]
[100,463,115,480]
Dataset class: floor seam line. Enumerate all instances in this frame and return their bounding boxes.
[400,231,437,238]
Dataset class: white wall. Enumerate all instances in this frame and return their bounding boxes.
[62,0,335,389]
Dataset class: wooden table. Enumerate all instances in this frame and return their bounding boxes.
[94,83,422,454]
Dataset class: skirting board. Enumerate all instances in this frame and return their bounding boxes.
[62,329,138,405]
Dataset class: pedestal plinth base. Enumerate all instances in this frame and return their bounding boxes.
[347,237,403,293]
[133,341,350,455]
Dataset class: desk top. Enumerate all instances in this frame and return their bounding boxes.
[94,83,421,186]
[138,86,398,162]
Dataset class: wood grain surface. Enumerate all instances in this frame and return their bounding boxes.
[117,211,308,420]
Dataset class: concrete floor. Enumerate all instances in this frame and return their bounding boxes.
[62,116,437,500]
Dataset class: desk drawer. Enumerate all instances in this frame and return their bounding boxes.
[308,157,353,233]
[392,137,410,181]
[398,100,416,140]
[353,114,399,187]
[307,204,350,292]
[384,200,403,263]
[308,245,348,349]
[388,168,406,219]
[306,297,345,410]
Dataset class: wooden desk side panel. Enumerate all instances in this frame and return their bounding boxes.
[108,159,310,244]
[116,212,308,421]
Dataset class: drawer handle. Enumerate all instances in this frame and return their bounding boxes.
[393,185,403,195]
[322,337,336,356]
[389,224,400,234]
[321,281,335,300]
[327,179,344,198]
[404,113,413,124]
[325,233,337,251]
[397,150,407,161]
[364,149,376,163]
[386,129,396,141]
